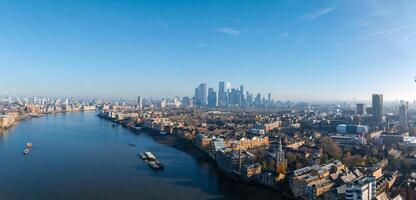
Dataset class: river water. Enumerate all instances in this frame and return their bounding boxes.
[0,112,286,200]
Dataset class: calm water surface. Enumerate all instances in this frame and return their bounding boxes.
[0,112,285,200]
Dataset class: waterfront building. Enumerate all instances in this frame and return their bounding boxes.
[241,163,262,181]
[216,148,254,174]
[0,114,17,129]
[195,133,211,151]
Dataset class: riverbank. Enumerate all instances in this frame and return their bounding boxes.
[100,115,295,199]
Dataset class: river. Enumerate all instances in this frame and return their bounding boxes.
[0,112,287,200]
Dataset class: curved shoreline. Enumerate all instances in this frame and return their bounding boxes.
[101,116,295,199]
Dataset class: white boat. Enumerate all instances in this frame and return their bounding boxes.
[26,142,33,148]
[160,131,167,135]
[23,148,30,155]
[144,152,156,160]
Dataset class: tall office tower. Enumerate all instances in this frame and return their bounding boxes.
[239,85,244,106]
[399,103,408,132]
[268,93,271,103]
[246,91,252,106]
[229,88,238,106]
[218,82,226,107]
[356,103,365,115]
[182,96,191,108]
[194,83,207,107]
[137,96,142,108]
[207,88,217,108]
[255,93,261,107]
[372,94,384,125]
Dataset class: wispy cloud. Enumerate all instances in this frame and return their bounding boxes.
[300,7,337,20]
[215,27,241,36]
[354,24,416,40]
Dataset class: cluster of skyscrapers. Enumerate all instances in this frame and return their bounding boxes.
[355,94,409,131]
[194,82,272,108]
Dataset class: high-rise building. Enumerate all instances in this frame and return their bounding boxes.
[194,83,207,107]
[137,96,142,109]
[356,103,365,115]
[207,88,217,108]
[255,93,261,107]
[239,85,245,106]
[399,103,408,132]
[182,96,192,108]
[218,82,226,107]
[372,94,383,125]
[268,93,271,103]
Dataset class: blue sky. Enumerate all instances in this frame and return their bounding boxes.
[2,0,416,101]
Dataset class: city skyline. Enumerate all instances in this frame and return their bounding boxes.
[2,0,416,100]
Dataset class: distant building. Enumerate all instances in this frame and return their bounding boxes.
[160,99,167,109]
[195,83,207,107]
[218,81,226,107]
[137,96,142,108]
[207,88,217,108]
[356,103,365,115]
[372,94,383,125]
[399,103,408,132]
[182,96,192,108]
[336,124,369,135]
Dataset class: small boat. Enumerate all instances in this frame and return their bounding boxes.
[26,142,33,148]
[147,161,161,169]
[155,161,164,169]
[23,148,30,155]
[139,153,147,160]
[129,144,136,147]
[160,131,167,135]
[144,152,156,160]
[112,124,115,128]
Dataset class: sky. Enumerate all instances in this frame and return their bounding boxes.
[1,0,416,101]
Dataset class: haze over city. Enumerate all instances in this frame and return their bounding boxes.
[2,0,416,100]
